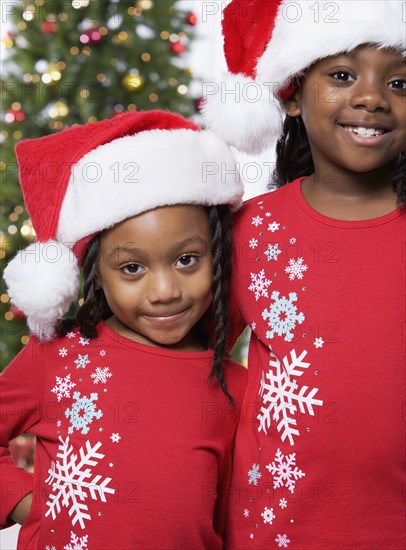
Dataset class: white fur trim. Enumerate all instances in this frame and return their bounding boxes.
[57,129,243,243]
[4,242,80,340]
[256,0,405,94]
[202,73,284,154]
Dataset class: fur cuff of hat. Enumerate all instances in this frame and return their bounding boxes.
[201,72,285,154]
[4,241,80,340]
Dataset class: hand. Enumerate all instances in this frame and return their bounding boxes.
[9,492,33,525]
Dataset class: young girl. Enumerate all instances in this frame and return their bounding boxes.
[203,1,405,548]
[0,110,247,549]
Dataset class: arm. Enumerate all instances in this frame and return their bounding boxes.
[0,338,44,527]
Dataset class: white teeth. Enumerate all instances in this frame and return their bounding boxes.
[344,126,385,137]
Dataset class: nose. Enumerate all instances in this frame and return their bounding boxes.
[349,77,390,113]
[147,269,182,304]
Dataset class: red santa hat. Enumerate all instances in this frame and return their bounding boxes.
[4,110,243,340]
[202,0,405,154]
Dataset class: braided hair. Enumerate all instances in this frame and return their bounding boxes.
[56,205,234,403]
[271,115,406,205]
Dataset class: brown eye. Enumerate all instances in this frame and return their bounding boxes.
[176,254,198,268]
[122,263,143,275]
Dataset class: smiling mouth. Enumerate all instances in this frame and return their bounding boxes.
[341,125,388,138]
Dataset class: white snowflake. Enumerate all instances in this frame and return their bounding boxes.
[51,374,76,402]
[264,243,282,262]
[262,291,305,342]
[251,321,257,330]
[57,420,62,428]
[265,211,272,217]
[45,436,115,529]
[74,354,90,369]
[66,332,76,339]
[279,497,288,509]
[252,215,263,227]
[268,221,280,232]
[289,237,296,244]
[249,270,272,301]
[99,350,106,357]
[275,534,291,548]
[247,463,262,486]
[285,258,308,281]
[243,508,250,518]
[261,506,276,525]
[266,449,305,493]
[257,349,323,445]
[249,238,258,249]
[90,367,112,384]
[78,337,90,346]
[250,534,254,539]
[64,531,89,550]
[65,392,103,435]
[45,546,56,550]
[110,433,121,443]
[314,337,324,349]
[59,347,68,357]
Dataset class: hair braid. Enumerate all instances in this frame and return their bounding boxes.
[208,205,234,405]
[56,235,111,339]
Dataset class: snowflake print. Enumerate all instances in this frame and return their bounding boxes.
[74,354,90,369]
[264,243,282,262]
[249,269,272,301]
[51,374,76,402]
[65,392,103,435]
[257,349,323,444]
[248,463,262,486]
[289,237,296,244]
[268,221,280,232]
[262,291,305,342]
[250,534,254,539]
[251,321,257,330]
[265,211,272,217]
[64,531,89,550]
[45,436,115,529]
[99,350,106,357]
[243,508,250,518]
[275,534,291,548]
[59,347,68,357]
[261,506,276,525]
[285,258,308,281]
[78,337,90,346]
[249,238,258,249]
[266,449,305,493]
[279,497,288,509]
[110,433,121,443]
[66,332,76,339]
[314,337,324,349]
[252,216,263,227]
[45,546,56,550]
[90,367,112,384]
[57,420,62,428]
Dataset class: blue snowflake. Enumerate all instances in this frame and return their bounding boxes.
[262,291,305,342]
[65,391,103,435]
[264,243,282,262]
[248,463,262,486]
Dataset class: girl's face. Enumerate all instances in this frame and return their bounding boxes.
[95,205,213,351]
[285,45,406,181]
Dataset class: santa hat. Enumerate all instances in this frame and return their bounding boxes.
[4,110,243,340]
[202,0,405,154]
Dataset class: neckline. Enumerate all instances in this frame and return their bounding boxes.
[98,320,214,359]
[293,177,405,229]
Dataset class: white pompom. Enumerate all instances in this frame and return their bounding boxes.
[4,241,80,340]
[201,72,285,155]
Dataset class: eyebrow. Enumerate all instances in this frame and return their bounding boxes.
[107,236,210,260]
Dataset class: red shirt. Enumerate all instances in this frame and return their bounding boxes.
[1,322,247,549]
[226,179,406,549]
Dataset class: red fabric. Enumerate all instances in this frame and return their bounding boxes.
[222,0,281,77]
[0,322,247,549]
[15,111,200,243]
[226,179,406,549]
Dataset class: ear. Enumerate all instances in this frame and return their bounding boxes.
[282,90,302,118]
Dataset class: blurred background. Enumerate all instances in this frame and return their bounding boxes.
[0,4,269,544]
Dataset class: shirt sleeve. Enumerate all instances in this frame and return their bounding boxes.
[0,338,44,528]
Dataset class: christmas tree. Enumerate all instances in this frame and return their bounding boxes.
[0,0,198,370]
